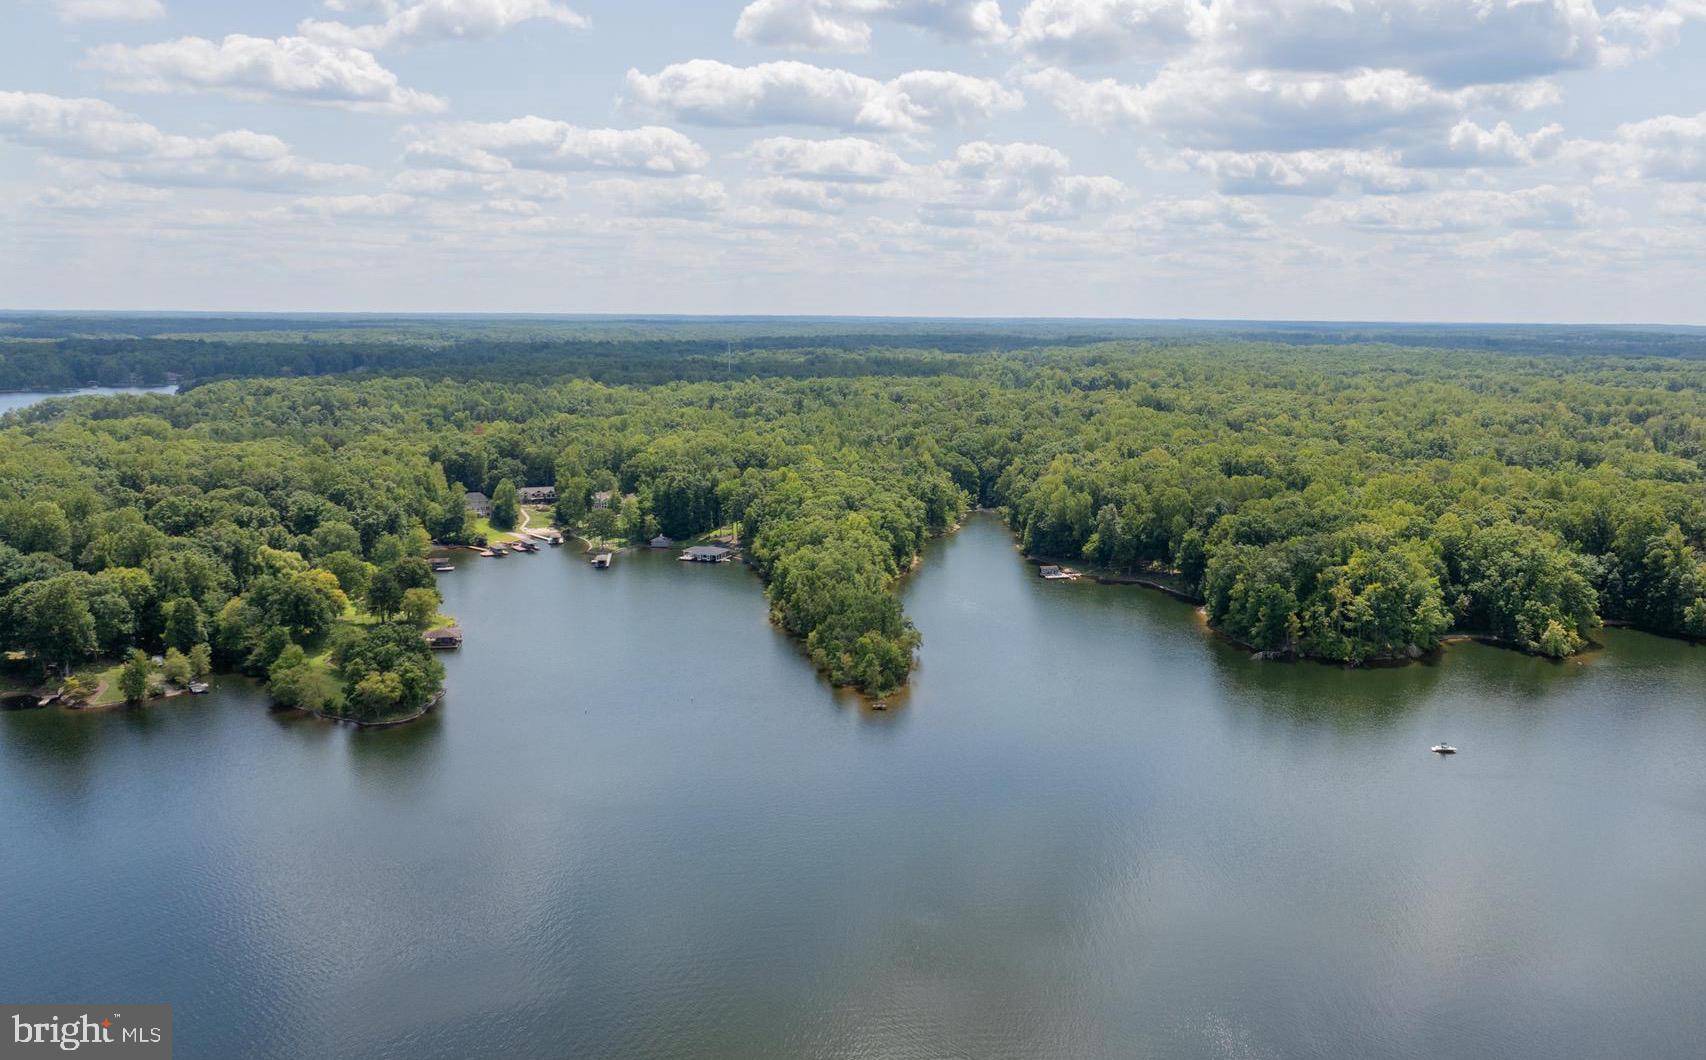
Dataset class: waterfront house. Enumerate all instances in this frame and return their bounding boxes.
[518,485,557,504]
[681,545,733,563]
[423,625,464,650]
[591,490,614,509]
[465,491,492,517]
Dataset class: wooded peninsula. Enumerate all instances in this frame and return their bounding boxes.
[4,321,1706,707]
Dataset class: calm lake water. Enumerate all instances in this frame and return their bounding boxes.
[0,385,178,416]
[4,515,1705,1059]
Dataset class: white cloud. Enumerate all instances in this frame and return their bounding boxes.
[404,118,708,174]
[87,34,446,114]
[1307,185,1599,232]
[300,0,587,50]
[391,166,573,201]
[1013,0,1209,64]
[0,91,364,190]
[595,175,729,218]
[1176,147,1427,194]
[56,0,164,20]
[745,176,893,213]
[1025,65,1519,150]
[919,140,1127,221]
[1200,0,1605,88]
[287,192,420,217]
[624,59,1021,133]
[1118,194,1272,233]
[1601,0,1706,65]
[1598,110,1706,181]
[744,136,911,181]
[1408,120,1566,167]
[734,0,1010,52]
[32,181,170,210]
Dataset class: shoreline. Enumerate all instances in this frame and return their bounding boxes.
[1012,530,1627,668]
[307,691,444,730]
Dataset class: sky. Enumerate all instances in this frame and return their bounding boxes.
[2,0,1704,322]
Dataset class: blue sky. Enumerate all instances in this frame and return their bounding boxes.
[3,0,1704,321]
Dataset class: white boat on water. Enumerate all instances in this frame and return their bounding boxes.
[1431,743,1457,755]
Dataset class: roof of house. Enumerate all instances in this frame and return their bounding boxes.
[424,625,463,640]
[651,535,675,546]
[465,491,490,504]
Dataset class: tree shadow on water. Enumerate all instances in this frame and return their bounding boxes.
[347,706,446,794]
[1205,643,1452,732]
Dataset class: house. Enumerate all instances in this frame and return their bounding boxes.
[465,491,492,517]
[650,534,675,549]
[423,625,464,650]
[681,545,733,563]
[518,485,557,505]
[591,490,636,510]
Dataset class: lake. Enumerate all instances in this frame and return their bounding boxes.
[0,386,178,416]
[3,514,1705,1059]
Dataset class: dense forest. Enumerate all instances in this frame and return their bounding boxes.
[5,314,1706,392]
[4,338,1706,707]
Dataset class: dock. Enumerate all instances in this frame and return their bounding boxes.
[591,552,612,569]
[1039,564,1082,581]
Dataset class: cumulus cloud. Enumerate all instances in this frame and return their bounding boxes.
[1013,0,1209,64]
[1600,0,1706,65]
[1307,185,1600,233]
[32,181,171,211]
[1025,65,1523,150]
[624,59,1021,133]
[286,192,420,217]
[745,176,894,213]
[1199,0,1605,88]
[595,175,729,218]
[1176,147,1427,195]
[1407,120,1566,167]
[1117,194,1271,233]
[0,91,365,191]
[300,0,588,50]
[390,167,573,205]
[404,118,708,175]
[1592,109,1706,181]
[56,0,164,20]
[734,0,1010,52]
[744,136,911,181]
[919,140,1127,222]
[87,34,446,113]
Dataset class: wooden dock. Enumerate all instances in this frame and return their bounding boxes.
[591,552,612,569]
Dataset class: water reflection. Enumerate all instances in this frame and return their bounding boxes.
[347,706,446,793]
[5,513,1706,1060]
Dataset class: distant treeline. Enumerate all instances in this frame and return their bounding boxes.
[0,338,996,391]
[4,315,1706,392]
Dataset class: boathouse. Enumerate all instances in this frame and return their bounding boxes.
[650,534,675,549]
[682,545,732,563]
[423,625,464,650]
